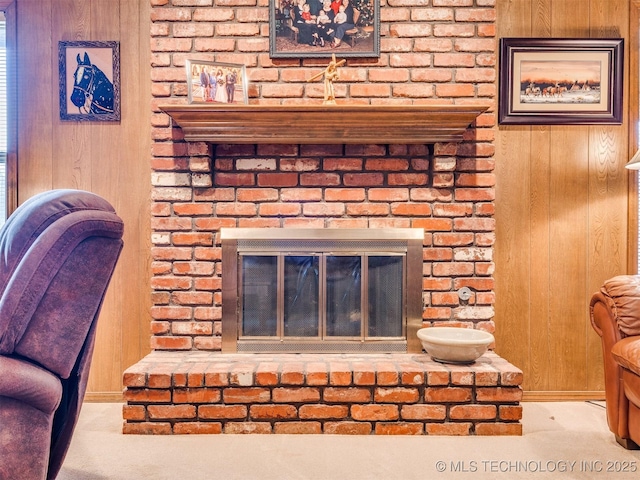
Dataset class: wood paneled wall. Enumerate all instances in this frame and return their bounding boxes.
[494,0,635,398]
[5,0,637,398]
[9,0,151,399]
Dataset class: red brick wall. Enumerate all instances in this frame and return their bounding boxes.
[150,0,497,351]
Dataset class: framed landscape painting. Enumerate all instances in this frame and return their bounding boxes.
[498,38,623,125]
[270,0,380,58]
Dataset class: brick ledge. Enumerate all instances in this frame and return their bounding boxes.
[123,351,523,435]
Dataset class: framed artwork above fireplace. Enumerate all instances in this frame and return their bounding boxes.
[269,0,380,58]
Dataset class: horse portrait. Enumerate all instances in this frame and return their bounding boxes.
[71,52,114,115]
[59,40,120,121]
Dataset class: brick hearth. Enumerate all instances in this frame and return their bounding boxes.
[123,351,522,435]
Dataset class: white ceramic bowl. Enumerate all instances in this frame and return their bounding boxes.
[417,327,494,364]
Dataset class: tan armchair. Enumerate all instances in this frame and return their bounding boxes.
[590,275,640,449]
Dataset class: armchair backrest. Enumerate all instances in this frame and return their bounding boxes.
[0,189,116,299]
[601,275,640,337]
[0,210,123,377]
[0,190,123,378]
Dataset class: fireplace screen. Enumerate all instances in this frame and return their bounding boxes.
[222,229,423,353]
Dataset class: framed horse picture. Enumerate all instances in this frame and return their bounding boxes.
[58,40,121,122]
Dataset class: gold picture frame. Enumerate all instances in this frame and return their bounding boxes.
[186,60,248,105]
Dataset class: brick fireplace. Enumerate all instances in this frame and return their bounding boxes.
[123,0,523,435]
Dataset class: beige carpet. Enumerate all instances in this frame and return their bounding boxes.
[57,401,640,480]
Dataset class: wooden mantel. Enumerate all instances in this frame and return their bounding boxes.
[160,104,489,144]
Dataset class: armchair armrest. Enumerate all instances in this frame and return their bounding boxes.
[0,355,62,414]
[0,355,63,480]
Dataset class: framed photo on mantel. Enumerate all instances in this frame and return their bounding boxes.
[185,60,248,105]
[498,38,623,125]
[270,0,380,59]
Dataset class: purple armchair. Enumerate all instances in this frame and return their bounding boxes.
[0,190,124,480]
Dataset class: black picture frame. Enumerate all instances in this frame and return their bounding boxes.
[270,0,380,59]
[59,40,121,122]
[499,38,623,125]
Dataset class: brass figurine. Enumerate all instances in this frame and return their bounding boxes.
[307,54,346,105]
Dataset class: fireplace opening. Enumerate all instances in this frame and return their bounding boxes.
[221,228,424,353]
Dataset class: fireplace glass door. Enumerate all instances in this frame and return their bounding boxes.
[325,255,361,337]
[221,228,424,353]
[238,252,404,350]
[284,255,320,337]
